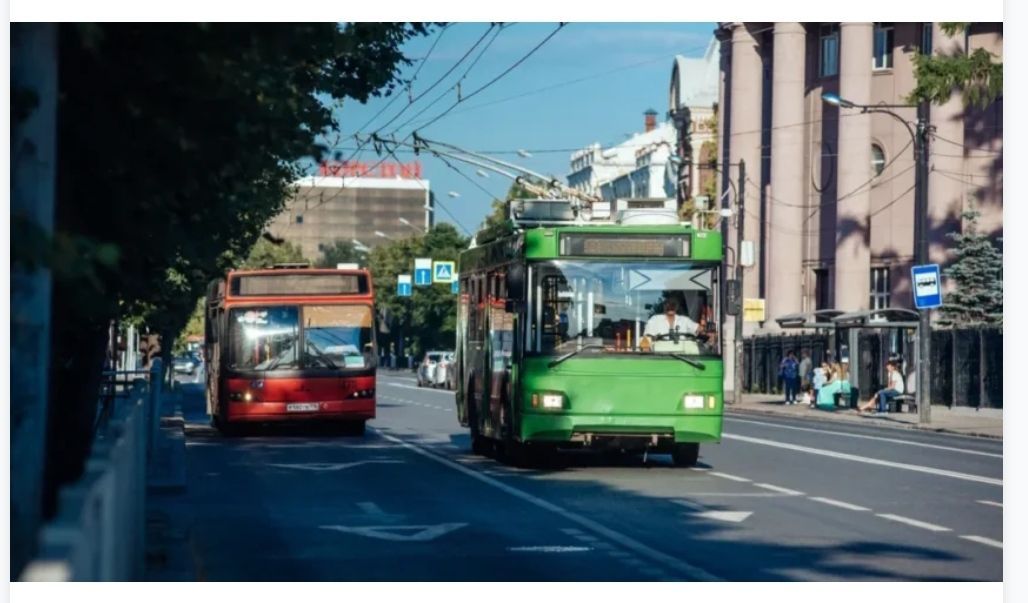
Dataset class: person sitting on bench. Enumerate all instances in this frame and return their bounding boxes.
[858,361,904,413]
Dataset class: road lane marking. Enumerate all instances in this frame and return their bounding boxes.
[725,417,1003,458]
[320,523,467,542]
[373,428,721,581]
[875,514,951,532]
[681,492,789,497]
[380,382,455,396]
[808,497,871,512]
[722,433,1002,486]
[959,535,1003,549]
[507,545,592,553]
[265,460,402,471]
[357,502,387,516]
[976,500,1003,508]
[708,471,750,482]
[753,483,805,496]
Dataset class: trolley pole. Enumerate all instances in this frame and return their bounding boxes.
[733,160,746,406]
[914,100,932,425]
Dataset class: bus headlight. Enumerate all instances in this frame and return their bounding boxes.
[532,392,566,410]
[683,395,705,410]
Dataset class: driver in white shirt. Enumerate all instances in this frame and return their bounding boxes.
[643,298,701,338]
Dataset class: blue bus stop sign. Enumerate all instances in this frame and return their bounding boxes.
[911,264,943,309]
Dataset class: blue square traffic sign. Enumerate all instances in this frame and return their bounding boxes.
[433,261,455,283]
[397,274,412,297]
[911,264,943,309]
[414,258,432,286]
[451,279,459,294]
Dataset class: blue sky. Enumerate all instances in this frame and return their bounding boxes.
[325,22,717,235]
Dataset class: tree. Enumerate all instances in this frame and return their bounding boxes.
[937,206,1003,327]
[241,236,309,269]
[909,23,1002,108]
[316,240,366,268]
[367,224,469,360]
[32,23,435,517]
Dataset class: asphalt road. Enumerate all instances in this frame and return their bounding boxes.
[175,371,1003,581]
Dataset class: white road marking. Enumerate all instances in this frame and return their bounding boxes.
[722,433,1002,486]
[688,467,711,472]
[959,535,1003,549]
[708,471,751,482]
[381,382,455,396]
[808,497,871,512]
[671,499,706,511]
[357,502,386,516]
[320,523,467,542]
[753,483,805,496]
[875,514,952,532]
[726,417,1003,458]
[507,545,592,553]
[680,492,789,498]
[695,511,752,523]
[265,460,402,472]
[976,500,1003,508]
[373,428,721,581]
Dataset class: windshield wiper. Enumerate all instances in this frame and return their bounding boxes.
[548,344,604,368]
[668,353,706,370]
[306,341,339,369]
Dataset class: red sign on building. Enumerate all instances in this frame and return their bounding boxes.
[319,160,423,179]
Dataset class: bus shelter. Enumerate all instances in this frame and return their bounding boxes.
[776,308,921,410]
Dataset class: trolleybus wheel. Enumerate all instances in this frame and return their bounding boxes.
[671,443,700,467]
[468,390,489,456]
[345,420,366,437]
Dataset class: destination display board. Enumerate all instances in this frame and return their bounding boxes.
[231,273,368,297]
[559,234,691,258]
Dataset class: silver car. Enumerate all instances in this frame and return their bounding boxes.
[417,351,454,388]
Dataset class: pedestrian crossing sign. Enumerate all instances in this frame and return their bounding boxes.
[433,261,456,283]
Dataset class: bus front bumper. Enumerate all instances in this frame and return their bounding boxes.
[519,412,722,447]
[225,398,375,422]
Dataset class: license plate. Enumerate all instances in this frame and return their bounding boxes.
[286,403,320,412]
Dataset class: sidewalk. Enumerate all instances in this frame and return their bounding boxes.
[729,393,1003,439]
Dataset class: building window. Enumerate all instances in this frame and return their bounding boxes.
[873,23,894,70]
[870,267,891,309]
[871,144,886,177]
[921,23,933,55]
[814,268,830,310]
[295,214,304,224]
[819,24,839,78]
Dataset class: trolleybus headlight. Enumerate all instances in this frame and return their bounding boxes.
[532,392,566,410]
[243,391,253,402]
[683,394,705,410]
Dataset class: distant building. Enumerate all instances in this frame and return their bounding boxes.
[267,160,431,261]
[568,111,677,201]
[668,38,721,203]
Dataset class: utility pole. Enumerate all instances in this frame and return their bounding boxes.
[914,100,932,424]
[734,160,746,406]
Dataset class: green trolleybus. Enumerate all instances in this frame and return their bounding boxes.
[454,198,724,466]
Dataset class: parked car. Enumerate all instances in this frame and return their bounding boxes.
[417,350,454,388]
[173,353,201,375]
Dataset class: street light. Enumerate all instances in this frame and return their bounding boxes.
[374,230,391,240]
[448,191,461,198]
[399,217,424,233]
[516,149,532,158]
[476,169,490,178]
[351,238,370,253]
[821,91,932,424]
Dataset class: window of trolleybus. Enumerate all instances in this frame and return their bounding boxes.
[526,260,720,357]
[227,305,375,371]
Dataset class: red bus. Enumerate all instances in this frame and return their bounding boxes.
[204,265,377,435]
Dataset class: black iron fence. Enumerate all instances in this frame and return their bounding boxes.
[743,327,1002,408]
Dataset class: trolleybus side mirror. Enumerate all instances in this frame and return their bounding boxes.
[506,264,526,300]
[726,279,742,316]
[504,299,521,314]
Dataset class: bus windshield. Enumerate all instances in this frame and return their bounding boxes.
[227,304,374,371]
[527,260,720,357]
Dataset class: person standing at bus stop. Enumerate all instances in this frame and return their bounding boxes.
[798,351,812,391]
[779,350,800,405]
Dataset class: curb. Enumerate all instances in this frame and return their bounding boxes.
[725,405,1003,440]
[148,395,188,494]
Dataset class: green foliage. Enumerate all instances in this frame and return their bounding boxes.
[174,297,205,354]
[316,240,367,268]
[908,23,1002,108]
[367,223,469,357]
[938,206,1003,327]
[241,236,309,269]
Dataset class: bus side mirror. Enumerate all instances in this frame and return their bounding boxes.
[726,279,741,316]
[506,264,526,300]
[504,299,521,314]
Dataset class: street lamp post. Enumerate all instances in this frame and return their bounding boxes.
[399,217,424,234]
[822,92,932,424]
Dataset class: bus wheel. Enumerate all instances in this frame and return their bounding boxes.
[671,443,700,467]
[344,421,366,437]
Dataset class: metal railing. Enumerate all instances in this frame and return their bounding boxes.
[19,359,163,581]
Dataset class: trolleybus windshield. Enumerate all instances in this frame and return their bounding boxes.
[527,260,720,357]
